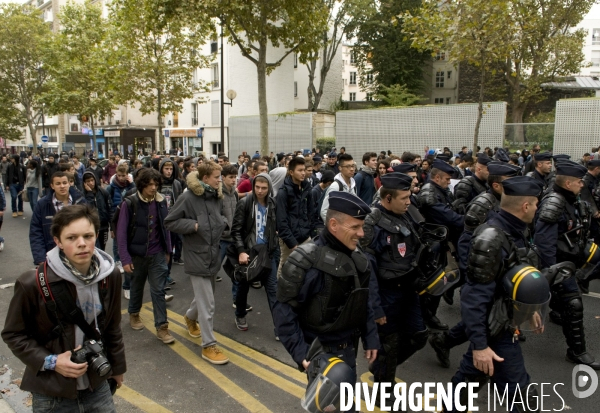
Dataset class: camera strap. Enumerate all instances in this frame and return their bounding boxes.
[36,262,104,342]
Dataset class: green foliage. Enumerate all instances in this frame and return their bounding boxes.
[0,4,53,148]
[111,0,214,150]
[354,0,430,96]
[375,84,422,107]
[316,137,335,154]
[43,1,118,144]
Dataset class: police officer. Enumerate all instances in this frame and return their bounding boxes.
[360,173,428,400]
[452,153,492,214]
[372,163,424,224]
[578,159,600,293]
[444,176,548,412]
[533,161,600,369]
[274,191,379,391]
[525,151,552,193]
[417,159,464,330]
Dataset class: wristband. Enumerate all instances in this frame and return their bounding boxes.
[43,354,58,371]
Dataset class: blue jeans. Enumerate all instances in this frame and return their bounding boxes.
[219,240,238,300]
[32,380,115,413]
[113,240,130,289]
[128,254,168,328]
[27,187,39,212]
[9,183,23,213]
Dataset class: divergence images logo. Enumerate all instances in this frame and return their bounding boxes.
[572,364,598,399]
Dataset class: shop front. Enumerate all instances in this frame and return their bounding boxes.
[165,128,203,157]
[103,128,156,158]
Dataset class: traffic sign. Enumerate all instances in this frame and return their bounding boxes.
[41,135,48,143]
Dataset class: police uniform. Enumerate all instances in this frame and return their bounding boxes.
[533,162,600,369]
[274,191,379,385]
[452,153,492,215]
[446,177,548,412]
[430,163,522,368]
[525,151,552,194]
[360,173,428,390]
[417,159,464,330]
[580,159,600,244]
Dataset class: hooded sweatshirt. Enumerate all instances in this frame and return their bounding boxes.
[46,246,114,390]
[268,166,287,198]
[158,158,182,210]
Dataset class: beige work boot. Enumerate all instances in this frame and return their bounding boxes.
[202,345,229,365]
[129,312,144,330]
[157,323,175,344]
[184,315,201,338]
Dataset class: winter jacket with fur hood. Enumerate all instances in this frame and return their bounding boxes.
[163,171,229,277]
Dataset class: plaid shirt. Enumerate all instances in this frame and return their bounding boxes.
[52,193,73,212]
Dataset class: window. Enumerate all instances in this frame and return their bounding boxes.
[366,93,373,102]
[350,50,356,64]
[366,73,374,84]
[70,123,79,132]
[435,51,446,61]
[446,97,451,104]
[593,28,600,45]
[447,71,452,79]
[192,69,198,89]
[293,53,298,68]
[210,37,218,53]
[435,71,444,88]
[592,50,600,67]
[191,103,198,126]
[212,142,221,155]
[294,81,298,97]
[211,63,219,88]
[211,100,219,126]
[349,92,356,101]
[349,72,357,85]
[434,98,444,104]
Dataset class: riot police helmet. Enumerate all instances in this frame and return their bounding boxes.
[302,354,355,413]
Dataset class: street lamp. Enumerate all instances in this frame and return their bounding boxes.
[219,20,237,156]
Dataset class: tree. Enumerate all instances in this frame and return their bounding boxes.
[502,0,594,131]
[0,78,26,142]
[111,0,213,152]
[0,4,52,151]
[305,0,372,111]
[354,0,431,98]
[375,84,422,107]
[403,0,512,153]
[43,2,119,152]
[214,0,328,155]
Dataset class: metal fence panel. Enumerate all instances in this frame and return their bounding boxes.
[554,98,600,159]
[335,102,506,156]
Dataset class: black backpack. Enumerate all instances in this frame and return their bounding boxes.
[109,194,139,242]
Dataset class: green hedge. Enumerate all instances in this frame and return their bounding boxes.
[316,137,335,154]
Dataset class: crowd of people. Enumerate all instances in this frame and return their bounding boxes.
[1,142,600,412]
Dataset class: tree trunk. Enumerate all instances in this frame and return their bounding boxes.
[257,43,269,156]
[510,102,527,144]
[27,116,37,154]
[157,88,163,154]
[473,63,486,154]
[90,115,97,155]
[307,59,317,111]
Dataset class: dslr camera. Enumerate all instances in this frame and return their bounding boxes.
[71,339,111,378]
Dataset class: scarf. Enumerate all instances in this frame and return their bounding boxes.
[322,227,353,257]
[59,249,101,284]
[201,181,216,193]
[359,165,376,176]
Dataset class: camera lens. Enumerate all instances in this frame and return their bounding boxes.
[89,355,111,377]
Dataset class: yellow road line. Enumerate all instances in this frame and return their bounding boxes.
[136,309,273,413]
[140,308,305,398]
[116,385,174,413]
[144,303,306,383]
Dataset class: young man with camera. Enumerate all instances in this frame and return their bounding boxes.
[2,205,126,412]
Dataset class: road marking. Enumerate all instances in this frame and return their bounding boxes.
[116,385,174,413]
[162,307,306,383]
[136,308,274,413]
[148,308,305,398]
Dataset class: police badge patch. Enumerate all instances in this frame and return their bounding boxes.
[398,243,406,257]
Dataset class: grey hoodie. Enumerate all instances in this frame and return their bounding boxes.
[220,183,238,242]
[46,246,115,390]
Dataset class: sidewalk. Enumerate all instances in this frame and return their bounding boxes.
[0,367,28,413]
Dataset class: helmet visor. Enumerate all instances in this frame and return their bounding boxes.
[418,269,460,296]
[508,296,551,332]
[301,373,341,413]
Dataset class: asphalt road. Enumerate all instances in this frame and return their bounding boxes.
[0,197,598,412]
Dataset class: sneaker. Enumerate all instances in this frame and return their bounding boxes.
[166,277,176,285]
[235,317,249,331]
[165,294,174,302]
[156,323,175,344]
[0,241,4,252]
[17,211,23,216]
[216,276,223,282]
[130,313,144,330]
[275,336,280,341]
[232,302,253,311]
[173,258,185,266]
[115,261,124,274]
[123,289,130,300]
[12,212,17,218]
[184,315,201,338]
[202,345,229,365]
[251,281,262,289]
